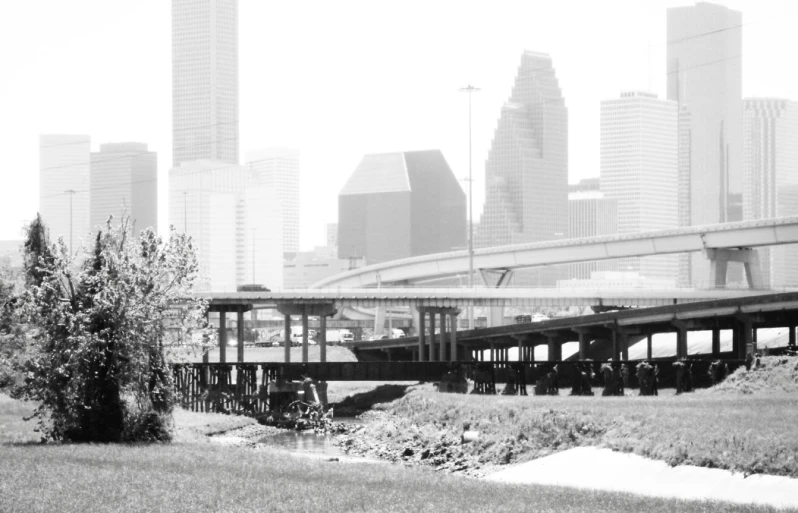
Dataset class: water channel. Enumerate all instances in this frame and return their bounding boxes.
[256,419,364,459]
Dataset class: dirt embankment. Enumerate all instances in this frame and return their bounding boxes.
[705,355,798,395]
[329,384,606,477]
[328,357,798,478]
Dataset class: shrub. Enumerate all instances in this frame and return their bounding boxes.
[16,216,212,442]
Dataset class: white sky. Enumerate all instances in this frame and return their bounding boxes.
[1,0,796,250]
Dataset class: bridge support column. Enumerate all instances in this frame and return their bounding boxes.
[743,319,753,359]
[573,328,590,360]
[417,307,426,362]
[753,327,758,355]
[712,328,720,357]
[219,310,227,364]
[237,310,245,364]
[429,312,437,362]
[647,334,653,360]
[490,342,496,362]
[283,314,291,363]
[439,311,446,362]
[733,315,753,360]
[611,330,619,361]
[301,306,310,363]
[449,311,458,362]
[790,325,796,349]
[673,321,688,360]
[546,336,561,362]
[705,248,764,289]
[237,309,245,386]
[620,332,628,361]
[319,314,327,363]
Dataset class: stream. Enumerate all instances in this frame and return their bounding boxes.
[256,419,364,459]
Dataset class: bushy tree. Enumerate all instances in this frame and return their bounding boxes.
[0,265,25,390]
[17,217,212,442]
[22,213,54,289]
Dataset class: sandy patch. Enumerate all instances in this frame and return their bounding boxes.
[485,446,798,509]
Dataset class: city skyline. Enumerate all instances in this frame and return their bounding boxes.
[3,0,797,252]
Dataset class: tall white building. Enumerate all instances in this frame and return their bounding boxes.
[39,134,91,253]
[90,143,157,234]
[246,148,300,255]
[743,98,798,288]
[169,160,283,291]
[667,2,743,285]
[600,92,678,280]
[172,0,239,167]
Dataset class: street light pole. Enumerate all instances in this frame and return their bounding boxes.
[459,84,480,330]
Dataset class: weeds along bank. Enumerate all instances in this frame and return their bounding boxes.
[333,356,798,478]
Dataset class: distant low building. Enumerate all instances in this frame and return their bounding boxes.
[567,190,618,279]
[557,271,676,290]
[284,251,361,289]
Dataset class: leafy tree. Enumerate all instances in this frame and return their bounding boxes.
[17,217,212,442]
[0,264,25,390]
[22,213,54,289]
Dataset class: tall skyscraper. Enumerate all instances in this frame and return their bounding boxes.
[172,0,239,167]
[90,143,157,234]
[338,150,465,265]
[39,134,91,253]
[476,51,568,285]
[667,2,742,285]
[169,160,283,291]
[246,148,300,255]
[601,91,679,280]
[743,98,798,287]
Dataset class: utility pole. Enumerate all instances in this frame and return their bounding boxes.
[64,189,76,254]
[459,84,480,330]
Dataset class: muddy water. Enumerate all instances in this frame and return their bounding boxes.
[256,419,363,458]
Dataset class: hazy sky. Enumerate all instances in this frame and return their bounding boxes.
[1,0,796,249]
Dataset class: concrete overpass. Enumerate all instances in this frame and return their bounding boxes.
[312,216,798,289]
[200,287,776,365]
[348,291,798,362]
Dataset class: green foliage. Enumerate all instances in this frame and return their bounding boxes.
[16,217,213,442]
[0,263,25,390]
[22,213,54,289]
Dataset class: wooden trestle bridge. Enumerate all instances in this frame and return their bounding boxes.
[172,358,748,414]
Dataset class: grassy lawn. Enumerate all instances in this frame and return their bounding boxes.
[0,394,781,513]
[2,358,796,512]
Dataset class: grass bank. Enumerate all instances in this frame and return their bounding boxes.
[335,357,798,478]
[2,395,779,513]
